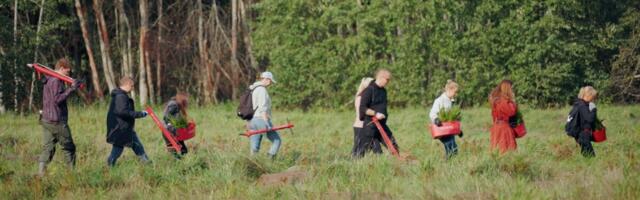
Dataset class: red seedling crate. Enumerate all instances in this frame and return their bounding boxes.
[514,123,527,138]
[593,128,606,143]
[429,121,461,139]
[176,122,196,141]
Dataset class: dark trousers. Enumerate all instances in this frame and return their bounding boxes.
[353,122,399,158]
[39,121,76,167]
[439,135,458,159]
[107,133,148,166]
[351,127,362,157]
[576,131,595,157]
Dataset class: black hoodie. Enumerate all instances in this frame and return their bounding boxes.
[573,99,597,133]
[106,88,146,147]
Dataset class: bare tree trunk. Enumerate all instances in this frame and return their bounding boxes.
[239,0,256,70]
[75,0,104,100]
[0,44,5,113]
[230,0,239,99]
[116,0,135,99]
[156,0,163,103]
[13,0,19,112]
[92,0,117,91]
[138,0,149,105]
[197,0,212,104]
[145,51,154,104]
[28,0,45,112]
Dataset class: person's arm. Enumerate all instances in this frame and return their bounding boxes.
[114,95,144,119]
[499,100,517,118]
[429,97,442,123]
[359,87,373,120]
[53,79,76,105]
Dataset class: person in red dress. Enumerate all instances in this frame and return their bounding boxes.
[489,80,518,154]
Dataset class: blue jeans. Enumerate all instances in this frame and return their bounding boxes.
[439,135,458,158]
[249,118,281,156]
[107,133,149,166]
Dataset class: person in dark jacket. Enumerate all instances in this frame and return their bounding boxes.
[162,92,190,159]
[353,69,399,158]
[570,86,598,157]
[106,76,150,167]
[37,58,82,176]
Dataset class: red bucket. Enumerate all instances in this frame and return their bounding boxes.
[429,121,461,139]
[593,128,606,143]
[514,123,527,138]
[176,122,196,141]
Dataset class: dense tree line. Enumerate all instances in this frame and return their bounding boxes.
[1,0,639,114]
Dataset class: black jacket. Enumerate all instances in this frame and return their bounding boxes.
[359,81,388,123]
[571,99,597,137]
[106,88,146,147]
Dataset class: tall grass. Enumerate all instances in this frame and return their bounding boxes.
[0,104,638,199]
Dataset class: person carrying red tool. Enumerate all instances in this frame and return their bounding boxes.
[246,72,281,159]
[354,69,399,158]
[36,58,82,176]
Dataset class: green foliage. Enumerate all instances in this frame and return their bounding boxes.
[595,117,605,130]
[252,0,636,108]
[437,106,461,122]
[167,116,188,129]
[515,110,525,125]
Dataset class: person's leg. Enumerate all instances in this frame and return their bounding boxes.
[439,136,458,159]
[249,118,267,155]
[38,122,57,176]
[578,131,595,157]
[130,133,151,164]
[107,145,124,167]
[351,127,361,157]
[179,141,188,155]
[58,124,77,168]
[370,126,383,154]
[265,130,281,159]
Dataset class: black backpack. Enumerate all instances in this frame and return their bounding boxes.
[565,105,581,138]
[236,86,262,120]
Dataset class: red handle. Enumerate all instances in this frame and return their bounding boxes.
[29,63,85,89]
[241,123,294,137]
[146,106,182,152]
[371,117,400,158]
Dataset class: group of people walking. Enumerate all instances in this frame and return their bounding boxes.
[35,58,600,176]
[351,69,601,159]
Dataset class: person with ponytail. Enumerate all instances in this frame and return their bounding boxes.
[163,92,190,159]
[352,77,374,158]
[488,80,519,154]
[429,80,462,159]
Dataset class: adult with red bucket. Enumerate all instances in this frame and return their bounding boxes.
[488,80,520,154]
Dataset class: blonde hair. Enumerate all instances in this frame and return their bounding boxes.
[578,86,598,100]
[119,76,135,86]
[356,77,374,96]
[444,79,459,91]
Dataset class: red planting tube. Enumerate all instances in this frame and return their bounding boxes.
[241,123,294,137]
[371,117,400,158]
[27,63,85,89]
[146,106,182,152]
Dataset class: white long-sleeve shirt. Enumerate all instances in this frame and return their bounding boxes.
[429,93,453,123]
[250,82,271,119]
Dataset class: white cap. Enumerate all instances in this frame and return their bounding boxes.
[261,71,276,83]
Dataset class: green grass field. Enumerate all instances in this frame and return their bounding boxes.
[1,104,639,199]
